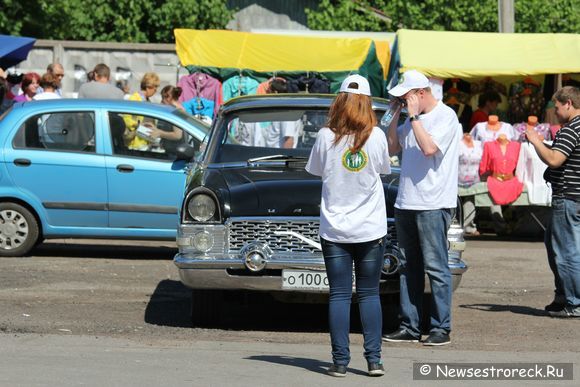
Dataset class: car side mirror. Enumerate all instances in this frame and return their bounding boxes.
[174,145,196,161]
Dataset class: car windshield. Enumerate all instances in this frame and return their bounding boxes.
[207,107,387,164]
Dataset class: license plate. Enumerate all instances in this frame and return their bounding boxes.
[282,269,329,290]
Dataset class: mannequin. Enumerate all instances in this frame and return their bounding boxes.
[462,132,474,147]
[470,114,515,143]
[487,115,501,131]
[513,115,552,142]
[459,130,483,236]
[526,115,538,130]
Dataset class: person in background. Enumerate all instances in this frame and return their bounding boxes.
[525,86,580,318]
[116,80,131,100]
[306,74,389,378]
[78,63,125,99]
[12,72,41,102]
[33,73,61,100]
[130,72,160,102]
[0,69,16,113]
[160,85,185,111]
[46,63,65,96]
[469,91,501,130]
[383,69,461,346]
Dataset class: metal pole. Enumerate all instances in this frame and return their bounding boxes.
[498,0,515,33]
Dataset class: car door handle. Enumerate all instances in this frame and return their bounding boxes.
[116,164,134,173]
[14,158,31,167]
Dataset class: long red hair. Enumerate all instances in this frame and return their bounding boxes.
[327,90,376,153]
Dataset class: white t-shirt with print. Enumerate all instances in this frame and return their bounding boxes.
[396,101,461,210]
[306,127,391,243]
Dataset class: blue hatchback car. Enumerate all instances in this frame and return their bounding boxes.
[0,99,209,256]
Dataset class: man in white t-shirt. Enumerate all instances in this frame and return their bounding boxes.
[383,70,461,346]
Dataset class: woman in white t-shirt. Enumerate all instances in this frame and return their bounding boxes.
[306,74,390,378]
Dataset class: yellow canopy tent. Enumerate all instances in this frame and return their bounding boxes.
[392,29,580,79]
[174,29,388,96]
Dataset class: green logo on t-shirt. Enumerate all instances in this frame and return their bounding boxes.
[342,149,368,172]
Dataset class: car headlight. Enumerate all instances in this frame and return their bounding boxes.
[192,231,214,252]
[187,194,216,221]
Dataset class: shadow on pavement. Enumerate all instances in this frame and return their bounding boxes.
[244,355,370,376]
[33,241,177,260]
[145,279,390,333]
[459,303,548,317]
[144,279,193,328]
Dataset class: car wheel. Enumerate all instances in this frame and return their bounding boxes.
[191,289,223,327]
[0,203,39,257]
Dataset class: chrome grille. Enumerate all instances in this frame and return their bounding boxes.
[387,220,397,244]
[228,219,320,253]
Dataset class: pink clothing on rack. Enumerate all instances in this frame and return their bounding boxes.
[177,72,223,117]
[479,140,524,205]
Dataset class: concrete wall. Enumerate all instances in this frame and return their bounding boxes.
[13,40,186,100]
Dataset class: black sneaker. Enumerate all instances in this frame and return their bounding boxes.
[545,301,566,312]
[548,306,580,318]
[544,296,566,312]
[382,328,420,343]
[327,364,347,377]
[423,332,451,346]
[368,362,385,377]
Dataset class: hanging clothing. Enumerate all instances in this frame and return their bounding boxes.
[182,97,215,119]
[177,72,222,118]
[286,75,330,94]
[479,140,524,205]
[515,142,552,205]
[508,81,545,123]
[222,75,260,102]
[459,139,483,188]
[256,80,270,95]
[470,121,516,143]
[512,122,552,142]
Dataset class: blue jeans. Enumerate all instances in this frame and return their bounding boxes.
[321,237,384,366]
[546,197,580,307]
[395,208,452,336]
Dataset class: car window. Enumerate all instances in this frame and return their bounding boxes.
[108,112,198,161]
[210,108,386,164]
[12,111,95,152]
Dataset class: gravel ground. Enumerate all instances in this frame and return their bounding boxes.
[0,237,577,353]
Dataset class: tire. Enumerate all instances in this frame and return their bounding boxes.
[190,289,223,327]
[0,202,39,257]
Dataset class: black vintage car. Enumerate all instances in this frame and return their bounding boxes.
[174,94,467,325]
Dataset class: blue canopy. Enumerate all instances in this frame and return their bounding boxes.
[0,35,36,70]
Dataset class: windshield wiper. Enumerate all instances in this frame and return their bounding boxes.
[247,155,309,165]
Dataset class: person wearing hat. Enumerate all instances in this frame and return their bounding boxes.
[383,69,461,346]
[306,74,390,377]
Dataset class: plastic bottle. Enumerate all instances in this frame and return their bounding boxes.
[380,99,403,128]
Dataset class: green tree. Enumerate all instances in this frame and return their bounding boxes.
[149,0,234,43]
[306,0,579,33]
[0,0,234,43]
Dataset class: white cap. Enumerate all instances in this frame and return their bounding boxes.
[339,74,371,96]
[388,69,430,97]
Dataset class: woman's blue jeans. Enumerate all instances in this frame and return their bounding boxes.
[321,236,384,366]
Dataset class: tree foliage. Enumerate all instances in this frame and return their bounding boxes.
[0,0,234,43]
[306,0,580,33]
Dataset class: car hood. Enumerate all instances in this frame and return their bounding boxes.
[212,166,399,218]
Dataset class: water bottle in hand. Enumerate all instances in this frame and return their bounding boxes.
[380,99,403,128]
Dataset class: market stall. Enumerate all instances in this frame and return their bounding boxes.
[388,29,580,235]
[173,28,389,112]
